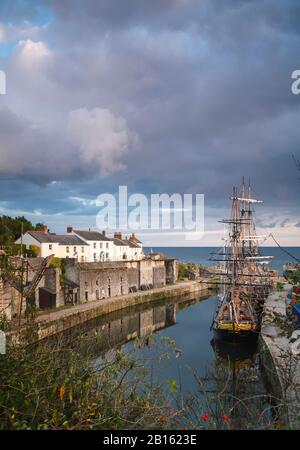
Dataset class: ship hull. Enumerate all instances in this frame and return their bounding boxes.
[213,327,259,344]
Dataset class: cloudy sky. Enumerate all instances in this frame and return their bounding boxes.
[0,0,299,246]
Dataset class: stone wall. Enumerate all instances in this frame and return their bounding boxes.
[139,259,166,289]
[0,276,22,321]
[12,281,207,344]
[44,267,63,307]
[79,265,129,302]
[64,258,174,304]
[126,261,140,291]
[165,259,177,284]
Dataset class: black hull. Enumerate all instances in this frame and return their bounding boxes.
[213,327,259,344]
[211,339,258,361]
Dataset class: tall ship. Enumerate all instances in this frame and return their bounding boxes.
[208,179,274,343]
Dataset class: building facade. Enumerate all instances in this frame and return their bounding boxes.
[15,227,144,263]
[15,229,89,260]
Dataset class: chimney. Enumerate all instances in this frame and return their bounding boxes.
[43,225,48,234]
[114,231,122,240]
[129,233,136,242]
[102,230,106,236]
[67,226,73,234]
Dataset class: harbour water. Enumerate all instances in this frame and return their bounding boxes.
[75,290,282,428]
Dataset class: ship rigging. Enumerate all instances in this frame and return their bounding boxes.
[204,179,274,343]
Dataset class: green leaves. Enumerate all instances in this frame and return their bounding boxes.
[167,379,178,393]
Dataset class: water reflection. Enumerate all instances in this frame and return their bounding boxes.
[45,293,283,429]
[206,339,282,429]
[53,291,212,357]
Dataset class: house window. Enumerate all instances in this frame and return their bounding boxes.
[96,290,99,300]
[81,256,84,262]
[100,242,103,249]
[82,247,84,252]
[96,280,99,286]
[93,253,97,260]
[93,243,96,249]
[66,246,69,253]
[85,292,88,301]
[106,243,109,249]
[49,244,52,250]
[106,253,109,259]
[73,246,76,253]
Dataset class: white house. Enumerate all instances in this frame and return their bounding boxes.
[113,232,129,260]
[112,232,144,260]
[15,229,89,261]
[70,228,114,262]
[15,227,144,262]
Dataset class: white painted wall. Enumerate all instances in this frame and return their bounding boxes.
[16,232,144,262]
[15,234,88,261]
[72,233,115,262]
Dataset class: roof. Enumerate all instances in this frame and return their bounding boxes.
[62,278,80,289]
[130,236,142,244]
[124,239,140,248]
[26,231,88,246]
[73,229,112,241]
[113,238,128,246]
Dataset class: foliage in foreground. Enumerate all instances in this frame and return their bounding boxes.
[0,335,173,430]
[0,325,292,430]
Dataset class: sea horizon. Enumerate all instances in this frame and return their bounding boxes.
[145,246,300,274]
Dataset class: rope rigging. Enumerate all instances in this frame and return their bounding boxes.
[268,233,300,264]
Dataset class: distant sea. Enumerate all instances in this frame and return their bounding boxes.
[144,247,300,274]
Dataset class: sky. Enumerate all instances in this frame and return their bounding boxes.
[0,0,300,246]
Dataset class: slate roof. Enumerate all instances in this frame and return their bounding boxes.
[113,238,128,246]
[124,239,140,248]
[27,231,88,246]
[73,230,112,241]
[130,237,142,244]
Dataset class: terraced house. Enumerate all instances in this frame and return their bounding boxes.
[15,227,89,261]
[15,226,144,262]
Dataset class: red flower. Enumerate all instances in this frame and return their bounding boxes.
[201,413,209,422]
[221,415,231,423]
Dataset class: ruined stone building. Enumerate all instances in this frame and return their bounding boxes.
[0,252,177,317]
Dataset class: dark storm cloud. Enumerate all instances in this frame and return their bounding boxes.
[0,0,299,230]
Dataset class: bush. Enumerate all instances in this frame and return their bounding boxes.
[29,245,41,257]
[0,336,173,430]
[50,257,61,268]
